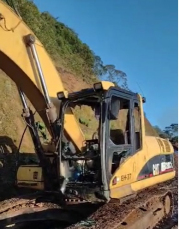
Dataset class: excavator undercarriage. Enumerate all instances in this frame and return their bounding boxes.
[0,180,176,229]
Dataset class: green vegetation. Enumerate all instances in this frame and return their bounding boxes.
[153,124,178,139]
[0,70,34,153]
[3,0,127,87]
[72,105,99,140]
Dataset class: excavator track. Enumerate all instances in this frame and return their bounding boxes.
[0,180,176,229]
[68,187,174,229]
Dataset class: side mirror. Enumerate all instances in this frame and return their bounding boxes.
[109,97,120,120]
[142,97,146,103]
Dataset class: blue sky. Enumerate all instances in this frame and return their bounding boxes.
[34,0,178,129]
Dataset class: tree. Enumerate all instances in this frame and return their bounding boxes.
[164,124,178,151]
[153,123,178,140]
[103,65,128,89]
[93,57,128,89]
[93,56,105,77]
[163,123,178,139]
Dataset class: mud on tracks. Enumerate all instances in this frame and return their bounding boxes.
[67,188,174,229]
[0,183,177,229]
[0,187,174,229]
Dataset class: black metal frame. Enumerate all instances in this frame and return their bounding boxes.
[103,88,140,187]
[58,86,140,200]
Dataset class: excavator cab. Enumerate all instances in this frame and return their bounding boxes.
[56,82,144,201]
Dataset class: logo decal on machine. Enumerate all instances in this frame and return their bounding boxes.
[153,164,160,176]
[137,154,174,181]
[161,162,173,172]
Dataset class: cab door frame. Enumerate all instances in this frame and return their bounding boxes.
[102,88,139,185]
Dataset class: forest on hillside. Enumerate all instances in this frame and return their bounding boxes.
[2,0,127,88]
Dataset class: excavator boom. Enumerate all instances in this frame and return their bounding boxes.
[0,0,84,150]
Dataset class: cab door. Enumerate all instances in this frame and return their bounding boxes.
[104,89,143,198]
[104,89,133,182]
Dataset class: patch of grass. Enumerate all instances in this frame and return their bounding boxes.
[72,105,99,140]
[0,70,42,153]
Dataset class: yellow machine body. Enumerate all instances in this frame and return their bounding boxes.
[0,0,175,199]
[109,136,175,199]
[109,94,175,198]
[17,165,44,190]
[16,92,175,198]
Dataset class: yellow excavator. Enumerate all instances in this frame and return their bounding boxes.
[0,1,176,228]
